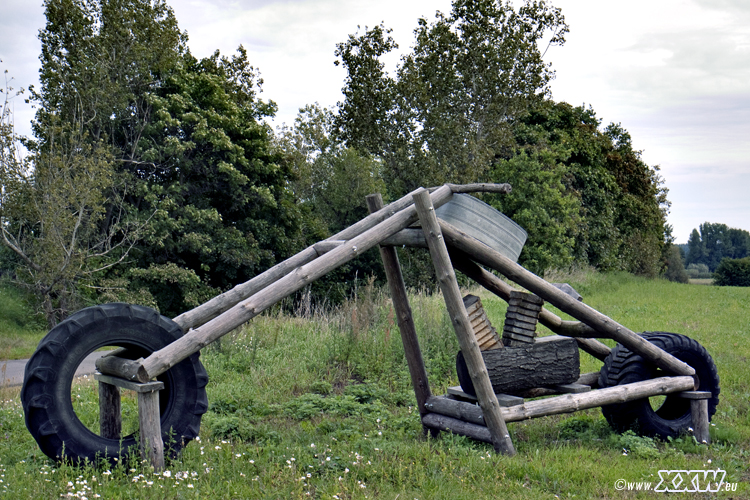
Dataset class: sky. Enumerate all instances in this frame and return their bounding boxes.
[1,0,748,243]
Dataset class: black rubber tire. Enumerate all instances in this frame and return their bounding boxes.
[21,303,208,464]
[598,332,719,439]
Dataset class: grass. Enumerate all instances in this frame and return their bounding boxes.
[0,280,46,360]
[1,271,749,498]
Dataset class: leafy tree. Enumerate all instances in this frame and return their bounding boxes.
[663,245,688,284]
[685,223,750,271]
[31,0,306,317]
[714,257,750,287]
[334,0,568,194]
[1,76,143,327]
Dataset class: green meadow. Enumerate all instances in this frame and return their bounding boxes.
[1,271,749,498]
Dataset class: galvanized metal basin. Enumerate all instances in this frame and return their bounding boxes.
[435,193,527,262]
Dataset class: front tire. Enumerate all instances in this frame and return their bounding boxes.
[21,303,208,464]
[598,332,719,439]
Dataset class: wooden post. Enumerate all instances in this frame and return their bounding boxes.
[440,220,696,379]
[138,390,164,471]
[95,374,165,470]
[366,194,433,419]
[98,381,121,440]
[412,188,516,456]
[679,391,712,444]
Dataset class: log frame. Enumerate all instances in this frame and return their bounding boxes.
[413,188,516,456]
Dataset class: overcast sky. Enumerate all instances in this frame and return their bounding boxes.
[1,0,748,243]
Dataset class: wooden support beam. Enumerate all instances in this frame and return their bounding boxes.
[426,376,694,427]
[94,374,165,470]
[366,194,432,419]
[98,381,121,440]
[421,413,491,444]
[440,221,695,379]
[413,188,516,456]
[680,391,712,444]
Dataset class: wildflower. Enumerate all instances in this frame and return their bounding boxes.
[188,484,194,488]
[163,471,172,478]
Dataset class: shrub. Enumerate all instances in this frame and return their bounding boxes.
[686,263,711,279]
[664,245,689,283]
[713,257,750,287]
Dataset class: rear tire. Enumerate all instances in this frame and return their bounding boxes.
[598,332,719,439]
[21,303,208,464]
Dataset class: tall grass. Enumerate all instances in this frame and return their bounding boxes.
[0,280,46,360]
[0,271,749,498]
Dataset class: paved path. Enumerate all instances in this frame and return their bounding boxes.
[1,351,111,388]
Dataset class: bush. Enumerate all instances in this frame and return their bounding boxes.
[713,257,750,287]
[663,245,689,283]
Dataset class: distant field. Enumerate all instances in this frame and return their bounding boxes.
[1,271,748,498]
[689,278,715,286]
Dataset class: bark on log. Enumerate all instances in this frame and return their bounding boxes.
[426,376,694,426]
[413,189,516,456]
[456,337,580,396]
[440,221,696,378]
[421,413,492,444]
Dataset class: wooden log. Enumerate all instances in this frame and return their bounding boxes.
[366,194,433,418]
[502,376,694,423]
[131,185,456,382]
[456,337,580,396]
[98,381,121,440]
[516,370,600,398]
[413,189,516,456]
[427,376,694,426]
[138,389,164,471]
[691,399,711,444]
[173,184,510,331]
[421,413,492,444]
[95,355,148,383]
[440,221,696,379]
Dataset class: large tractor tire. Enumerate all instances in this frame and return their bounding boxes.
[21,303,208,464]
[598,332,719,439]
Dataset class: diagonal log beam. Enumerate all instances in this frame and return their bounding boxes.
[439,220,696,379]
[413,188,516,456]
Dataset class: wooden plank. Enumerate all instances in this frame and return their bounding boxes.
[677,390,712,400]
[138,390,164,471]
[122,186,460,381]
[691,399,710,444]
[172,183,510,331]
[440,221,696,378]
[551,383,591,394]
[502,376,694,423]
[94,373,164,393]
[445,388,524,407]
[413,189,515,456]
[366,194,432,419]
[98,381,121,440]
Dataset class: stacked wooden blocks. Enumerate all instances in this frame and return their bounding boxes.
[502,291,543,346]
[462,294,502,350]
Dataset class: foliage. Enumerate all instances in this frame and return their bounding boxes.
[685,223,750,272]
[685,263,711,279]
[1,74,143,327]
[713,257,750,287]
[505,101,670,276]
[663,245,689,283]
[334,0,568,193]
[29,0,305,317]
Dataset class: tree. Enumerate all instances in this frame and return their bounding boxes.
[1,74,144,327]
[664,245,689,284]
[685,223,750,272]
[334,0,568,195]
[31,0,306,317]
[714,257,750,287]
